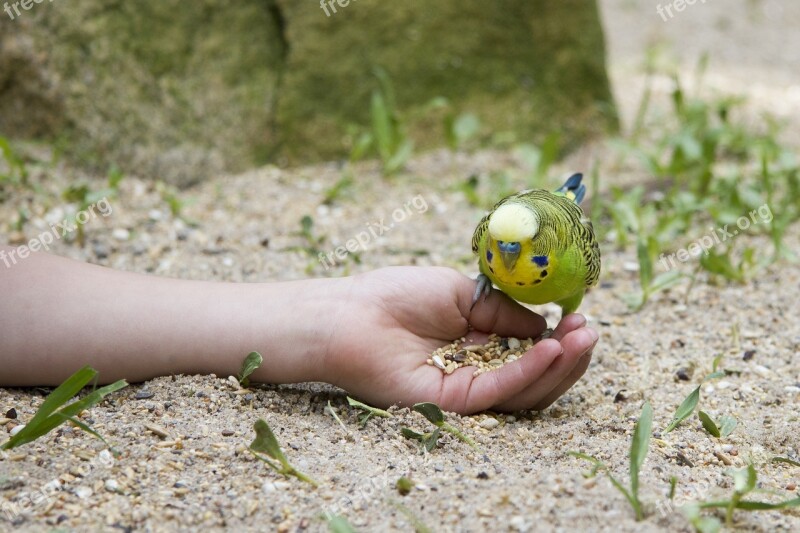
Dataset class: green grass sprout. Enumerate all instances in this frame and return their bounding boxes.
[401,427,441,453]
[346,396,392,427]
[324,512,358,533]
[238,351,263,388]
[1,366,127,453]
[771,456,800,468]
[689,464,800,527]
[569,402,653,521]
[412,402,478,449]
[248,419,317,486]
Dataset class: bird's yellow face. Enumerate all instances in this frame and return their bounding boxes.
[486,203,539,274]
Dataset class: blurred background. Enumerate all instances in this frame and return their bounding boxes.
[1,0,798,294]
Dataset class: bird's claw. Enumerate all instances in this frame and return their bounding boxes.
[470,274,492,311]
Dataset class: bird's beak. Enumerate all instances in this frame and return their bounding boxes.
[497,241,521,272]
[500,250,520,272]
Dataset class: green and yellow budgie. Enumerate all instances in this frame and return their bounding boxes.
[471,173,600,318]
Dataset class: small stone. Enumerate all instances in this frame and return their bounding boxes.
[477,471,489,479]
[479,418,500,430]
[5,408,17,419]
[222,429,235,437]
[93,243,109,259]
[721,444,734,453]
[105,479,119,492]
[507,338,521,350]
[112,228,130,241]
[785,386,800,394]
[135,390,155,400]
[675,368,692,381]
[787,483,796,491]
[173,480,189,489]
[74,486,93,499]
[9,425,25,437]
[742,350,756,361]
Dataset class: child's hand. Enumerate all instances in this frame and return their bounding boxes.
[324,267,598,414]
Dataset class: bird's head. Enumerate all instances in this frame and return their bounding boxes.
[487,202,539,272]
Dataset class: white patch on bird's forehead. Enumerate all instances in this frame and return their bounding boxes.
[488,202,539,241]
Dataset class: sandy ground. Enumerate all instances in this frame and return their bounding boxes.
[2,1,799,531]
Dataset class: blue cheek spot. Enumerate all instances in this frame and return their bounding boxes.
[486,250,493,263]
[532,255,549,267]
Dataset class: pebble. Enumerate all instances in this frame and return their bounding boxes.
[785,386,800,394]
[507,338,521,350]
[479,418,500,430]
[105,479,119,492]
[9,424,25,437]
[112,228,130,241]
[74,486,93,499]
[135,390,155,400]
[5,408,17,419]
[93,243,109,259]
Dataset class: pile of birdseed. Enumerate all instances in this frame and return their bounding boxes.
[426,329,553,376]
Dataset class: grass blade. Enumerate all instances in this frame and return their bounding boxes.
[630,402,653,503]
[698,411,720,438]
[719,416,737,437]
[2,373,127,450]
[326,513,358,533]
[413,402,444,425]
[346,397,392,418]
[665,385,700,433]
[238,351,263,387]
[772,456,800,467]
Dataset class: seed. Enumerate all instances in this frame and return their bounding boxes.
[432,355,446,370]
[462,345,485,354]
[507,337,521,350]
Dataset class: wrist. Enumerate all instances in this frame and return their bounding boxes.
[248,276,353,384]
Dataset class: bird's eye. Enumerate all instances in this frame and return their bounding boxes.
[497,240,504,245]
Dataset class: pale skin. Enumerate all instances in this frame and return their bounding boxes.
[0,246,598,414]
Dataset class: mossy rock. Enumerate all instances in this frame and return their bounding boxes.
[0,0,616,181]
[275,0,617,162]
[0,0,285,186]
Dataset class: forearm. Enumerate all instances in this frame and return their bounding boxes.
[0,247,346,386]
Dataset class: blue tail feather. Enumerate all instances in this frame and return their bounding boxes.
[555,172,585,204]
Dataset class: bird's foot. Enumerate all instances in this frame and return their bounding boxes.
[533,328,553,344]
[470,274,492,310]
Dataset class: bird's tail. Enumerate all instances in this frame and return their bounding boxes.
[554,173,585,204]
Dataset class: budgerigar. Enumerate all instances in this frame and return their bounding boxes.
[471,173,600,318]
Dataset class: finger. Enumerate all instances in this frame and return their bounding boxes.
[456,276,547,338]
[493,327,598,412]
[549,313,587,342]
[532,349,593,411]
[439,338,563,414]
